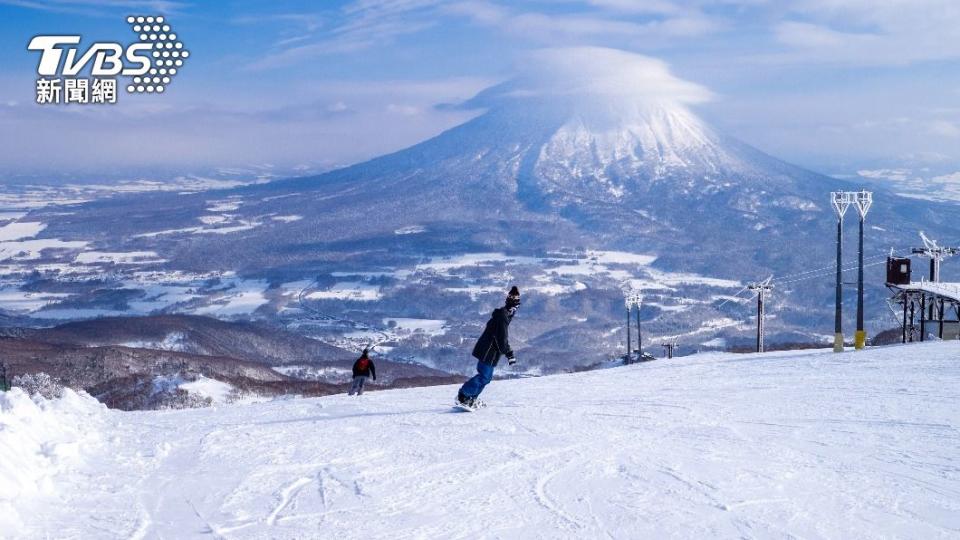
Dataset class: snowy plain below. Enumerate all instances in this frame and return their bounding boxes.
[3,341,959,539]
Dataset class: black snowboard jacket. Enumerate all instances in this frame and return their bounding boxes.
[472,307,514,366]
[352,356,376,380]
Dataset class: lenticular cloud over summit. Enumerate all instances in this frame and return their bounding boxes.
[495,47,713,105]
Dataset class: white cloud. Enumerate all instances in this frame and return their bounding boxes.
[775,21,865,48]
[386,103,421,115]
[929,120,960,138]
[246,0,723,70]
[586,0,680,15]
[856,169,912,182]
[0,77,491,174]
[447,0,720,43]
[0,0,187,16]
[243,0,451,70]
[771,0,960,65]
[244,3,439,70]
[932,172,960,183]
[232,13,324,32]
[513,47,713,104]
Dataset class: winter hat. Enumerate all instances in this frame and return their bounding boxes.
[505,286,521,308]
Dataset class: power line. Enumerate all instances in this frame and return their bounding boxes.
[718,258,886,315]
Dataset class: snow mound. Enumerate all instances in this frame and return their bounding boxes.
[179,375,235,404]
[0,388,105,529]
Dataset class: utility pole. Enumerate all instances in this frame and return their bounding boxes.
[853,191,872,350]
[831,191,853,352]
[747,278,774,353]
[661,342,676,359]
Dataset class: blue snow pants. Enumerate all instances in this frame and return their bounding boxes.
[349,376,367,395]
[459,360,495,398]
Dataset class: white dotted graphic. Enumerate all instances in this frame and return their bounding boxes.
[125,14,188,95]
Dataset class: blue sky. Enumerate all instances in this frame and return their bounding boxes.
[1,0,959,178]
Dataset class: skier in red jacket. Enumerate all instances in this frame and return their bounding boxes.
[349,348,377,396]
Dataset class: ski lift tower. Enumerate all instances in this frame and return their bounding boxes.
[623,289,644,361]
[912,232,958,284]
[831,191,854,352]
[853,190,873,350]
[747,277,774,353]
[911,232,959,320]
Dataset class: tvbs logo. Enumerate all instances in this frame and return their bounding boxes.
[28,15,189,105]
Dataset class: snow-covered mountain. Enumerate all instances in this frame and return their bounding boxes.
[12,48,960,371]
[4,341,959,537]
[536,103,736,199]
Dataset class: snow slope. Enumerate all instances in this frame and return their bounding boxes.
[5,342,960,539]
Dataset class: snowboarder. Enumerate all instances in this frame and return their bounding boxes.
[348,348,376,396]
[456,286,521,409]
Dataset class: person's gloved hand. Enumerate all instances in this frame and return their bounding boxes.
[507,354,517,366]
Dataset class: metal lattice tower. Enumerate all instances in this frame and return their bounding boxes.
[747,277,774,353]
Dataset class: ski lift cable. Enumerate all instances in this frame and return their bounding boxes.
[769,254,888,283]
[774,260,885,286]
[768,242,919,286]
[720,252,889,310]
[772,257,887,284]
[774,259,887,286]
[761,241,918,285]
[773,264,856,286]
[717,284,753,308]
[771,254,885,281]
[702,255,886,312]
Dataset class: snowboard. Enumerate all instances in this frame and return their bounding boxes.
[452,399,486,412]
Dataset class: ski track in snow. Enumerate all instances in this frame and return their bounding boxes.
[8,342,960,539]
[267,477,313,526]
